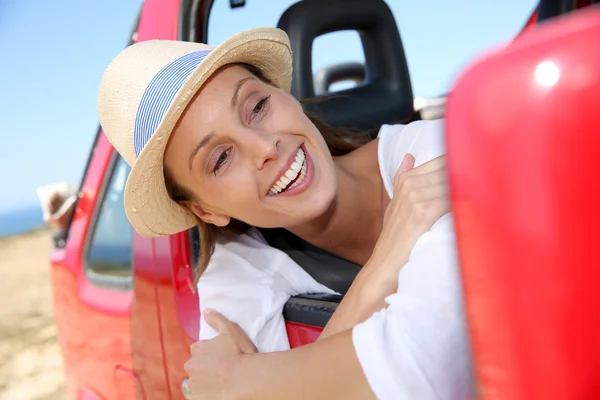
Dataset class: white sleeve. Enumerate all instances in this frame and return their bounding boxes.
[197,230,337,353]
[352,216,472,400]
[378,119,447,197]
[197,234,293,353]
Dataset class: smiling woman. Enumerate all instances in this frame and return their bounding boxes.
[98,26,466,399]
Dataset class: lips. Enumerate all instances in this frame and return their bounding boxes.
[269,147,306,195]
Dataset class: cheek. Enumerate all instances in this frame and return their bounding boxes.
[195,173,260,213]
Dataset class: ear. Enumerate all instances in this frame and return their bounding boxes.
[188,202,231,227]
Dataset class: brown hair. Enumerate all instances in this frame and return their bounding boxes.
[164,63,370,283]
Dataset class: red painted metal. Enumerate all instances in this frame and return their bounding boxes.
[50,133,134,400]
[136,0,181,42]
[130,233,171,398]
[447,7,600,400]
[518,8,538,36]
[286,322,324,347]
[114,366,146,399]
[152,235,195,398]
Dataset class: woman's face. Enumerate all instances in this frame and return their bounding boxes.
[164,65,337,229]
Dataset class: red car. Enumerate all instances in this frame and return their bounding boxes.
[49,0,600,399]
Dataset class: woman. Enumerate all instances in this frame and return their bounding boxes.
[98,28,470,399]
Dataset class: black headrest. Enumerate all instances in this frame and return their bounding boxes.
[277,0,415,132]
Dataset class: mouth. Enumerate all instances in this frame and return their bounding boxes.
[268,145,309,196]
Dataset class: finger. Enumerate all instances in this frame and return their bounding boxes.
[203,309,234,334]
[394,154,416,187]
[397,154,415,175]
[396,169,448,194]
[394,155,446,189]
[408,183,449,203]
[411,155,446,174]
[203,309,258,354]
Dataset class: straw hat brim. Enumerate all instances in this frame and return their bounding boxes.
[124,28,292,237]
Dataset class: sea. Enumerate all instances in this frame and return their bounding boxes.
[0,205,45,237]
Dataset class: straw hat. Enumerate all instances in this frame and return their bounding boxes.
[98,28,292,237]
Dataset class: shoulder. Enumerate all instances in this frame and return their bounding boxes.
[377,119,446,167]
[200,229,282,283]
[377,119,447,196]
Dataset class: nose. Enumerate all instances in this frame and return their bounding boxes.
[246,130,280,170]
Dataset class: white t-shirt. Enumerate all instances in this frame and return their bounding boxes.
[197,227,336,352]
[352,119,473,399]
[197,118,472,398]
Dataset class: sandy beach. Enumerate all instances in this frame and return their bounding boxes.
[0,228,68,400]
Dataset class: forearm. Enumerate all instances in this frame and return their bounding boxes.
[233,329,376,400]
[319,253,406,340]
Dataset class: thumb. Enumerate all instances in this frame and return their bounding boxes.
[203,308,233,334]
[204,309,258,355]
[398,153,416,175]
[394,154,415,187]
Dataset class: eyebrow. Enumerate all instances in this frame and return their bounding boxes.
[188,132,216,172]
[230,76,254,109]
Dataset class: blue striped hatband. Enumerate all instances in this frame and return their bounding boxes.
[133,50,211,157]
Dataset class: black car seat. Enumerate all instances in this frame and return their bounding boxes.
[278,0,416,131]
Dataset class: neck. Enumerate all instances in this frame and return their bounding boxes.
[286,141,386,265]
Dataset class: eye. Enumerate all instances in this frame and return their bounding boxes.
[249,95,270,124]
[212,148,231,175]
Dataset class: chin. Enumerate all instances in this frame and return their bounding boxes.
[288,184,337,227]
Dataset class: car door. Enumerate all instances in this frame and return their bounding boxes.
[48,137,124,398]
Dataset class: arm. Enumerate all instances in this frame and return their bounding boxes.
[319,154,449,340]
[186,310,376,400]
[236,330,375,400]
[317,249,405,340]
[186,216,473,400]
[187,218,470,400]
[185,217,469,400]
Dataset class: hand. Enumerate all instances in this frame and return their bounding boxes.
[369,154,450,282]
[184,309,257,400]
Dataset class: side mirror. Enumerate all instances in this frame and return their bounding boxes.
[447,7,600,399]
[313,62,365,95]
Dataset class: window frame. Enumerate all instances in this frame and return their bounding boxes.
[55,5,143,249]
[82,149,134,292]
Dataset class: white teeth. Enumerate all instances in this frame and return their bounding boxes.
[290,161,302,173]
[269,147,307,195]
[284,169,296,180]
[288,161,307,190]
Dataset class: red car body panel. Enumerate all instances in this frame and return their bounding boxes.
[49,0,600,398]
[50,133,138,400]
[448,7,600,400]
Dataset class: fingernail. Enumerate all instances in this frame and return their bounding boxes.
[203,308,215,315]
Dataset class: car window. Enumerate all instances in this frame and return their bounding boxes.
[85,155,133,291]
[207,0,536,98]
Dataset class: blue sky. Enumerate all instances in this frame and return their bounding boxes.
[0,0,535,213]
